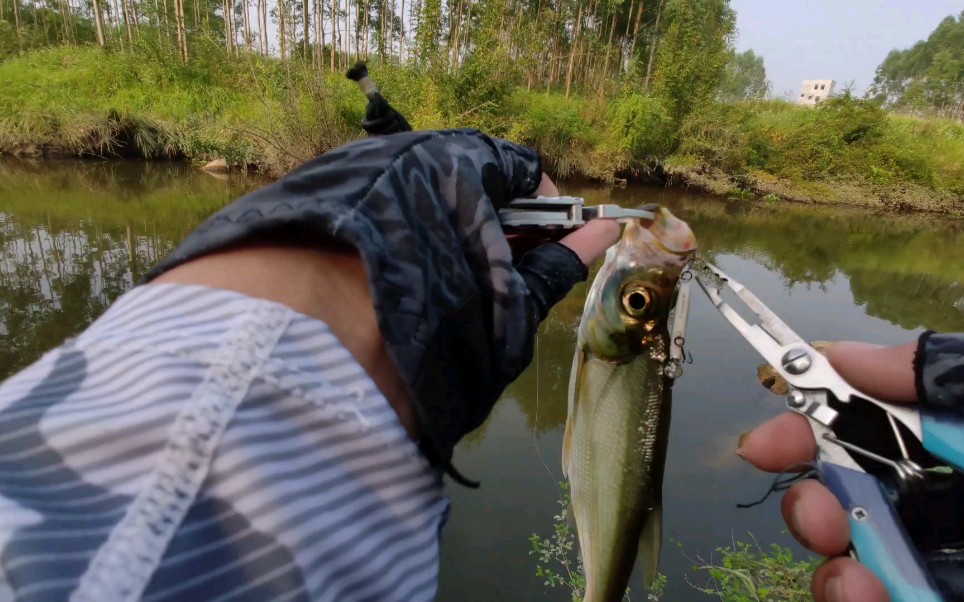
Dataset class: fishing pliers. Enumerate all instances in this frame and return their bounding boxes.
[687,257,964,602]
[497,196,656,230]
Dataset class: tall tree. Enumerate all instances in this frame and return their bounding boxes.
[718,48,770,102]
[652,0,735,121]
[867,11,963,119]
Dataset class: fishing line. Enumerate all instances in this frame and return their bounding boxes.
[735,462,817,509]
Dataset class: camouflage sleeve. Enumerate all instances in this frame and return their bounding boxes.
[915,331,964,413]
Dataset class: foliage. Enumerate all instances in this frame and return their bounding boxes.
[652,0,736,122]
[608,92,674,163]
[528,482,822,602]
[719,49,770,102]
[528,482,587,600]
[867,11,964,120]
[688,535,821,601]
[671,93,964,198]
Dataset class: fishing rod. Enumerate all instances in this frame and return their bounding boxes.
[346,62,412,136]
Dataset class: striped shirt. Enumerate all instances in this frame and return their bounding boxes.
[0,283,450,602]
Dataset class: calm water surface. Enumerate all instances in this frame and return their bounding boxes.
[1,159,962,600]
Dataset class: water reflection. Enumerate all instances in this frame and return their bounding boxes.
[0,159,961,601]
[0,159,258,375]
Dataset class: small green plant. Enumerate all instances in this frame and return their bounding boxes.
[530,483,818,602]
[762,193,780,204]
[687,534,820,601]
[727,188,756,201]
[530,482,665,601]
[529,482,586,600]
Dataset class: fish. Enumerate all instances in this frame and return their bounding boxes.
[562,205,697,602]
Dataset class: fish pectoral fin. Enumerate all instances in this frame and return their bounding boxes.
[637,505,663,590]
[562,347,585,479]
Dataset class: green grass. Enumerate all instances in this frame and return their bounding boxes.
[529,482,817,601]
[668,96,963,209]
[1,45,961,210]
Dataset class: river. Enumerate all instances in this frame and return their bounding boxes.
[1,158,962,600]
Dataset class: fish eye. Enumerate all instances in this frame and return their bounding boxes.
[621,285,652,317]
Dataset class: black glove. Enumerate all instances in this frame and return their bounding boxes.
[145,129,588,486]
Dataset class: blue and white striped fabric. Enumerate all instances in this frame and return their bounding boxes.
[0,283,449,602]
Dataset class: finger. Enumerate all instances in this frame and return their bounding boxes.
[738,412,817,472]
[812,557,890,602]
[826,341,917,403]
[558,219,620,266]
[781,480,850,556]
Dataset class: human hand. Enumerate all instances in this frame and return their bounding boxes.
[739,341,919,602]
[503,173,620,265]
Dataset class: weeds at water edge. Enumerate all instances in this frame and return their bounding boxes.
[530,483,817,601]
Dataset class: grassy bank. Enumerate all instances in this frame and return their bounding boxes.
[1,45,961,213]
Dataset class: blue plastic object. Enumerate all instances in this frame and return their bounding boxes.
[920,407,964,473]
[819,462,943,602]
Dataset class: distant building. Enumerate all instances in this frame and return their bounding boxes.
[798,79,835,106]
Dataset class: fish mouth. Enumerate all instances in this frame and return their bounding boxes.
[620,205,698,265]
[636,204,698,256]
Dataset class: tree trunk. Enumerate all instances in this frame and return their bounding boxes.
[123,0,134,42]
[460,0,471,59]
[319,0,325,65]
[600,10,615,88]
[331,0,337,69]
[628,0,643,61]
[90,0,106,46]
[175,0,188,58]
[302,0,308,59]
[564,2,582,97]
[154,0,163,45]
[363,0,369,58]
[182,0,190,58]
[448,0,462,67]
[261,0,268,53]
[162,0,170,38]
[223,0,230,51]
[278,0,286,59]
[242,0,251,49]
[398,0,404,61]
[643,0,661,91]
[378,0,385,59]
[340,0,352,66]
[110,0,123,43]
[61,0,74,43]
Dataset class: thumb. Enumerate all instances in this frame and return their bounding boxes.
[825,341,918,404]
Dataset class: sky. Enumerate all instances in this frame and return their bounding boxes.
[729,0,963,100]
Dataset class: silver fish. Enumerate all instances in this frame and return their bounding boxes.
[562,206,697,601]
